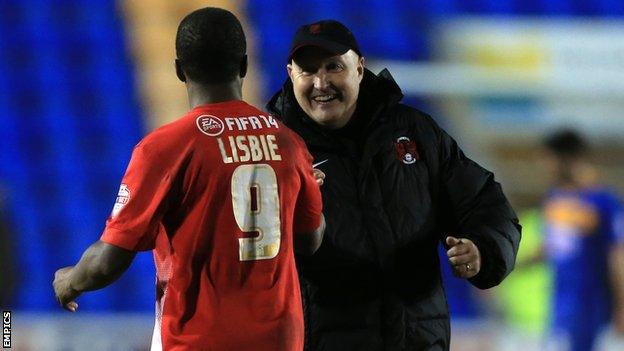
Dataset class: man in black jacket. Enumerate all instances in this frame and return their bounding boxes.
[267,19,521,351]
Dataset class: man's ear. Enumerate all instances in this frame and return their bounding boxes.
[175,59,186,82]
[357,56,365,81]
[287,62,294,81]
[240,55,248,78]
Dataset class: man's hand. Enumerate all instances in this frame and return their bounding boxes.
[53,266,80,312]
[313,169,325,186]
[446,236,481,279]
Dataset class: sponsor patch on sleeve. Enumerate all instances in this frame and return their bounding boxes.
[111,184,131,218]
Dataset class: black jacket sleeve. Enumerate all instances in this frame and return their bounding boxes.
[436,124,521,289]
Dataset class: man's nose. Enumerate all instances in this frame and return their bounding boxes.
[312,72,330,90]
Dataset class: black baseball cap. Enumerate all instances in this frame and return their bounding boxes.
[288,20,361,62]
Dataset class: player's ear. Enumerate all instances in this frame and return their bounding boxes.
[175,59,186,83]
[239,54,248,79]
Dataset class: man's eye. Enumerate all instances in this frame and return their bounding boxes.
[327,63,343,72]
[299,68,315,76]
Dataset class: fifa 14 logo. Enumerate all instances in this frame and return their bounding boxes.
[224,115,279,131]
[197,115,279,138]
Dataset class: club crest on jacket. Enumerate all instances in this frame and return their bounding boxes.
[395,136,419,164]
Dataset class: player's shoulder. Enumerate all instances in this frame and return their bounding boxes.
[277,121,305,144]
[274,121,310,159]
[135,111,198,155]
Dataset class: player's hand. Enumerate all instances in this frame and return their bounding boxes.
[313,169,325,186]
[53,266,81,312]
[446,236,481,279]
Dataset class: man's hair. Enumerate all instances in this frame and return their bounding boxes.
[544,128,588,158]
[175,7,246,84]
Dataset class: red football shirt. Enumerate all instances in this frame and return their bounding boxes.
[100,100,322,351]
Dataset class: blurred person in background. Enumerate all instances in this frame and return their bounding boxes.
[541,129,624,351]
[53,7,325,351]
[267,19,521,351]
[495,208,551,349]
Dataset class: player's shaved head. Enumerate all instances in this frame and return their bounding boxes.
[175,7,247,84]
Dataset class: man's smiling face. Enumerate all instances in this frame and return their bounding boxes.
[288,47,364,129]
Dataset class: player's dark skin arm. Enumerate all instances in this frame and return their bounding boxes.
[295,213,326,255]
[53,240,135,312]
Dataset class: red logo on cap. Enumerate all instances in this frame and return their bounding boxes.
[309,24,321,34]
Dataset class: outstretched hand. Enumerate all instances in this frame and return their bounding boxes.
[446,236,481,279]
[53,266,80,312]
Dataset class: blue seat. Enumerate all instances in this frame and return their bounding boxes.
[0,0,148,311]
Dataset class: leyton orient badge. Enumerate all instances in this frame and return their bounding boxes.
[395,136,419,164]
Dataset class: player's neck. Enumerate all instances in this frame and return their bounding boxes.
[186,80,243,109]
